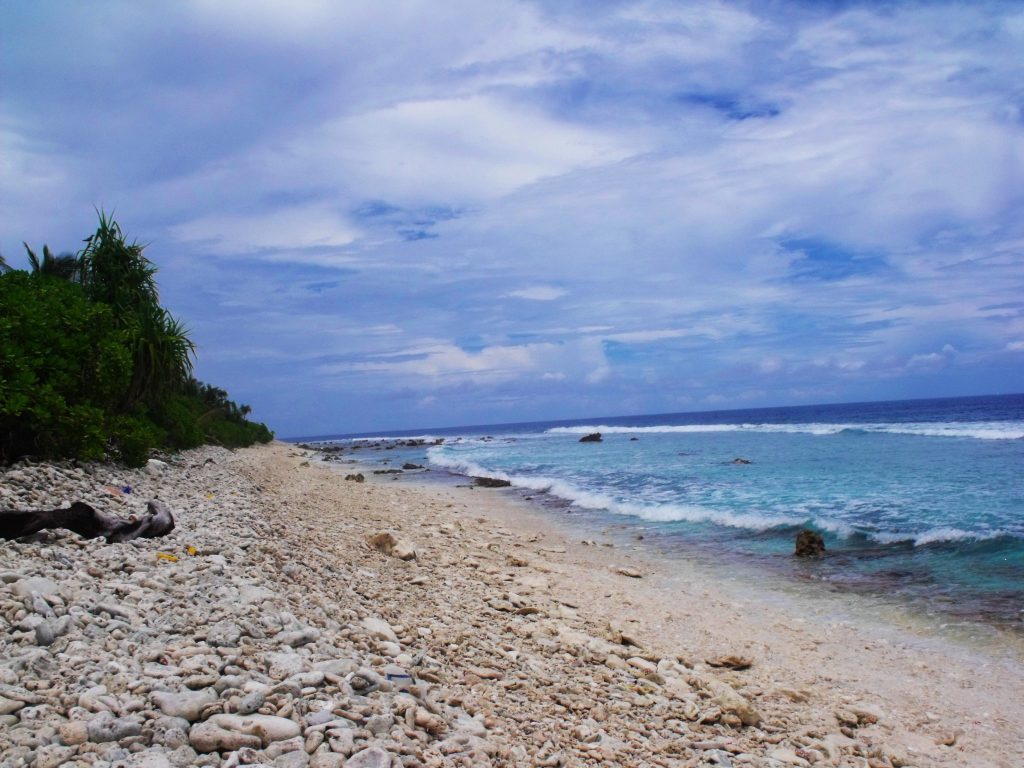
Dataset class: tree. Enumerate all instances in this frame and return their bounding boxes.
[24,243,80,281]
[77,213,195,408]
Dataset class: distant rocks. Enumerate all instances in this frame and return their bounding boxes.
[794,529,826,558]
[579,433,603,443]
[732,457,752,465]
[344,473,364,482]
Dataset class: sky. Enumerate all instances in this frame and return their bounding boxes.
[2,1,1023,437]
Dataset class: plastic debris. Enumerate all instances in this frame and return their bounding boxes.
[156,552,179,563]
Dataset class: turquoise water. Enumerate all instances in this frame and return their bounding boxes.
[300,394,1024,628]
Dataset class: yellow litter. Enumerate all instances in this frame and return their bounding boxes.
[156,552,179,563]
[186,545,198,556]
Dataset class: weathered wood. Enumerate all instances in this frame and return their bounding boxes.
[0,499,175,542]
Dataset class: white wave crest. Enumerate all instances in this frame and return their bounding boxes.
[546,421,1024,440]
[427,447,802,531]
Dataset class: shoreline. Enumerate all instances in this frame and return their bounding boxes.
[315,444,1019,655]
[2,441,1022,767]
[311,444,1024,766]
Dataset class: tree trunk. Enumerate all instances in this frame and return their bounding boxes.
[0,499,175,542]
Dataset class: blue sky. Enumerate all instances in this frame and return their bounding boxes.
[3,1,1023,436]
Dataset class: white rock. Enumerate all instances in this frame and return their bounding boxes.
[0,695,24,716]
[310,754,347,768]
[151,688,217,722]
[126,751,174,768]
[361,616,398,643]
[210,713,302,745]
[33,744,76,768]
[345,746,393,768]
[12,576,59,598]
[266,651,306,680]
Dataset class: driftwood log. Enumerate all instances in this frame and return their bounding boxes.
[0,499,175,543]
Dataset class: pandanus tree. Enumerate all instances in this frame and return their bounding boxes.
[77,213,195,409]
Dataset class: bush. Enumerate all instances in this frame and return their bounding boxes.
[0,272,134,462]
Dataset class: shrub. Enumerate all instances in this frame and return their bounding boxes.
[0,272,134,462]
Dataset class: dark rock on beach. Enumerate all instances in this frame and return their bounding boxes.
[795,529,826,558]
[473,476,512,488]
[579,433,603,443]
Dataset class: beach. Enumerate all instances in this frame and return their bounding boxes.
[1,441,1022,768]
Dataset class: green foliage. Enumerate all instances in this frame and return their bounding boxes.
[0,272,132,462]
[0,214,273,466]
[24,243,80,280]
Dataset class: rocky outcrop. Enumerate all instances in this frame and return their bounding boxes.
[472,476,511,488]
[795,529,826,557]
[579,432,603,443]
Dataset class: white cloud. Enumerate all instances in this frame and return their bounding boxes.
[508,286,567,301]
[307,94,638,203]
[173,205,358,256]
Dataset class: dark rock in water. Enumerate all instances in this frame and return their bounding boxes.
[473,476,512,488]
[795,529,826,558]
[630,437,639,441]
[402,463,424,470]
[345,473,365,482]
[579,433,603,443]
[373,469,402,474]
[732,457,752,465]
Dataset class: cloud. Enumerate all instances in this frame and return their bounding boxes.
[3,1,1023,434]
[172,205,359,256]
[508,286,567,300]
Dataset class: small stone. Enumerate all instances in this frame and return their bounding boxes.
[345,746,393,768]
[274,750,311,768]
[707,654,753,670]
[59,720,89,745]
[189,721,261,753]
[310,754,347,768]
[34,620,56,646]
[151,689,218,722]
[86,712,142,742]
[627,657,658,676]
[125,752,174,768]
[34,744,77,768]
[277,627,320,647]
[327,727,355,755]
[237,689,266,715]
[768,748,810,766]
[267,651,306,680]
[12,576,59,598]
[209,713,302,745]
[615,566,642,578]
[361,616,398,643]
[0,695,25,716]
[206,620,242,647]
[365,713,394,735]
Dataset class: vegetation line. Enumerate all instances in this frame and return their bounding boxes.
[0,213,272,466]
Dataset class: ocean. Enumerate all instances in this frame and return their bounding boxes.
[296,394,1024,630]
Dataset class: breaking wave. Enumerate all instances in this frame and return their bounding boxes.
[547,421,1024,440]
